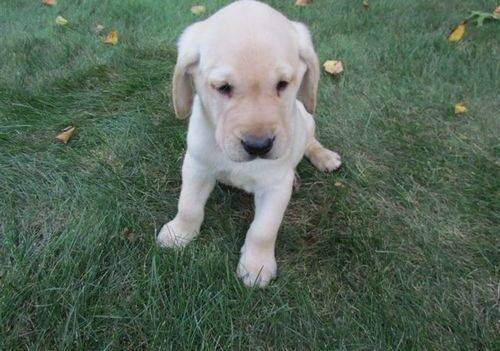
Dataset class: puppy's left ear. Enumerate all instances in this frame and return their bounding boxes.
[292,22,320,114]
[172,22,203,119]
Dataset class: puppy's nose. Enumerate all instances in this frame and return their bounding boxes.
[241,135,274,157]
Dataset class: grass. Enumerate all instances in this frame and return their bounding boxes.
[0,0,498,349]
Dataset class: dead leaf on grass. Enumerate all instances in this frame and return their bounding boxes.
[55,15,68,26]
[448,22,466,42]
[94,23,104,34]
[56,126,75,144]
[296,0,313,6]
[323,60,344,75]
[42,0,57,6]
[122,227,135,242]
[454,103,468,114]
[104,30,118,45]
[363,0,369,10]
[191,5,206,15]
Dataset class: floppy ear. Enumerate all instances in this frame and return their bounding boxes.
[292,22,320,114]
[172,23,202,119]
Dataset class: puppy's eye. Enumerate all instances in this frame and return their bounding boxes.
[276,80,288,94]
[216,83,233,96]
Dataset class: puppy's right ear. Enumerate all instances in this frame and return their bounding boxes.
[172,22,202,119]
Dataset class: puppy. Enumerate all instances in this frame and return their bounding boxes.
[157,0,341,287]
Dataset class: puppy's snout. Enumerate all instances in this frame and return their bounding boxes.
[241,134,275,157]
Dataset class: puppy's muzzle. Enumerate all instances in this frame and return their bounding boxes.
[241,134,275,158]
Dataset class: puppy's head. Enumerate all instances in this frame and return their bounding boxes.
[172,1,319,162]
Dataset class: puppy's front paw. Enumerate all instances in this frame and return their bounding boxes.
[237,246,277,288]
[310,148,342,172]
[157,218,198,249]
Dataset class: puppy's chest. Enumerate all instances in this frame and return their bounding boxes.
[215,164,262,193]
[214,160,286,193]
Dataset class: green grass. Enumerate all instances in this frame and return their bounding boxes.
[1,0,498,349]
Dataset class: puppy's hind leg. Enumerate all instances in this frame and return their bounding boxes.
[302,107,342,172]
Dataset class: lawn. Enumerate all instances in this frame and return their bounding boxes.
[0,0,498,349]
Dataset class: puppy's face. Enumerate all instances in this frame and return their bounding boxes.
[172,3,319,162]
[194,46,304,162]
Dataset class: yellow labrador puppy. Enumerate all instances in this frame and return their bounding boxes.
[157,0,341,287]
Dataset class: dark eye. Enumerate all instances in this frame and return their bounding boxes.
[216,83,233,96]
[276,80,288,94]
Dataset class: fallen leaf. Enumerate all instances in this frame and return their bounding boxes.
[448,22,466,42]
[94,23,104,34]
[467,10,500,26]
[104,30,118,45]
[454,103,468,114]
[323,60,344,75]
[363,0,369,10]
[334,181,344,188]
[191,5,206,15]
[122,228,135,242]
[296,0,313,5]
[56,126,75,144]
[55,15,68,26]
[42,0,57,6]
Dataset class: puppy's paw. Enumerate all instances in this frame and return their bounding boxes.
[309,148,342,172]
[157,218,197,249]
[237,246,277,288]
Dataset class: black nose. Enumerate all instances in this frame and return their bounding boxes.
[241,135,274,156]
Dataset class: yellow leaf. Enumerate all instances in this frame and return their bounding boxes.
[363,0,369,10]
[191,5,206,15]
[296,0,313,6]
[104,31,118,45]
[454,103,468,114]
[55,15,68,26]
[323,60,344,75]
[448,22,466,42]
[42,0,57,6]
[56,126,75,144]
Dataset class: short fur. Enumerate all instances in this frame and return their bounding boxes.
[158,0,341,287]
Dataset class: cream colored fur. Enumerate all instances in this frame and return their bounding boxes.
[157,0,341,287]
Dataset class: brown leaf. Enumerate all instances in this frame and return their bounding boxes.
[56,126,75,144]
[363,0,369,10]
[296,0,313,6]
[122,227,135,242]
[42,0,56,6]
[104,30,118,45]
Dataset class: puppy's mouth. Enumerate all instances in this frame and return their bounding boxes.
[223,151,279,163]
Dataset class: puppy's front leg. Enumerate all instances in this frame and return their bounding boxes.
[157,153,215,248]
[237,172,294,288]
